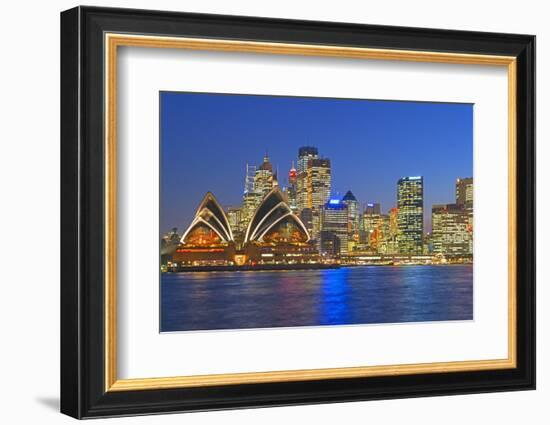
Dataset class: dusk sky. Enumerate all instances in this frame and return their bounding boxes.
[160,92,473,236]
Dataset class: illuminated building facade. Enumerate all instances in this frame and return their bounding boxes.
[241,163,259,229]
[308,158,332,211]
[308,158,331,241]
[294,147,331,243]
[432,203,472,257]
[173,193,236,265]
[160,227,180,265]
[285,162,298,212]
[254,154,275,198]
[321,199,348,256]
[226,206,243,237]
[455,176,474,255]
[240,155,279,232]
[397,176,424,254]
[456,177,473,208]
[244,187,315,263]
[296,146,318,211]
[175,189,314,266]
[342,190,359,251]
[387,207,399,254]
[360,211,387,253]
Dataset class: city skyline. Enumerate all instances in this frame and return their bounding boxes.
[161,92,473,236]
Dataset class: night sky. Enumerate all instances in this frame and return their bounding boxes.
[160,92,473,237]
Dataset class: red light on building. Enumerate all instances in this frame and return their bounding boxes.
[288,161,297,184]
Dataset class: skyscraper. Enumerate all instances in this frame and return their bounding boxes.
[387,207,399,254]
[454,176,474,254]
[226,206,242,234]
[254,154,274,198]
[296,146,318,211]
[432,203,472,257]
[241,155,278,232]
[308,158,331,211]
[286,162,297,212]
[455,177,473,208]
[361,208,389,253]
[241,163,260,230]
[295,147,331,242]
[342,190,359,252]
[396,176,424,254]
[320,199,348,256]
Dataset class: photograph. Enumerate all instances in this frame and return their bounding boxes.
[159,92,474,332]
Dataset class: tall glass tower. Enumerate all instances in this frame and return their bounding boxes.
[396,176,424,254]
[296,146,318,211]
[342,190,359,248]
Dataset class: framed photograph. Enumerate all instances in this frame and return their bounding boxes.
[60,6,535,419]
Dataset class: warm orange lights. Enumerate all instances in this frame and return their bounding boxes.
[234,255,248,266]
[176,248,225,253]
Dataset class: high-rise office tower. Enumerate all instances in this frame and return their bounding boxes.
[241,163,261,230]
[296,146,318,211]
[295,147,331,242]
[455,177,473,209]
[320,199,349,256]
[396,176,424,254]
[455,177,474,254]
[308,158,331,211]
[286,162,297,212]
[226,206,242,234]
[387,207,399,254]
[361,208,388,253]
[432,203,472,257]
[342,190,359,244]
[254,154,274,199]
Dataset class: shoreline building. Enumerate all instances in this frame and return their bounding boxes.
[173,193,236,266]
[243,187,315,264]
[174,188,315,266]
[456,177,473,209]
[387,207,399,254]
[431,203,472,257]
[320,199,349,256]
[456,177,474,254]
[160,227,180,265]
[361,207,390,254]
[396,176,424,254]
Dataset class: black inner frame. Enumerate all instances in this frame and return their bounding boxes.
[60,6,535,419]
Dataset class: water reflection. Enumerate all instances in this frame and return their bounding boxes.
[160,265,473,332]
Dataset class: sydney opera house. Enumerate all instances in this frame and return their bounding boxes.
[172,187,318,266]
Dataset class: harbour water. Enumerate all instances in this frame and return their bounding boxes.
[160,265,473,332]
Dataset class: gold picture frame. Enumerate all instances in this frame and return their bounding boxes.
[104,33,517,392]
